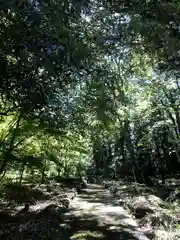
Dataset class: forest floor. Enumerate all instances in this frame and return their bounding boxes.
[0,179,179,239]
[101,179,180,240]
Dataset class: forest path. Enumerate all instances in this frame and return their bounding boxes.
[63,184,149,240]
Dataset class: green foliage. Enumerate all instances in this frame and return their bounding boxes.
[0,0,180,185]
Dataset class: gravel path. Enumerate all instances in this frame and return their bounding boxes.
[64,184,150,240]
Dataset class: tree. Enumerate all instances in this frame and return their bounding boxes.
[0,0,180,186]
[99,1,180,74]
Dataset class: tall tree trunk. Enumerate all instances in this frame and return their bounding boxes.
[115,134,125,163]
[124,121,144,183]
[92,140,102,177]
[103,144,109,178]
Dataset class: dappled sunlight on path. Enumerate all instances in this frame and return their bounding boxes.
[63,184,150,240]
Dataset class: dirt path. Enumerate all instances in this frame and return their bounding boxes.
[63,184,150,240]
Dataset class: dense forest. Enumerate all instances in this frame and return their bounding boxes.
[0,1,180,239]
[0,0,180,185]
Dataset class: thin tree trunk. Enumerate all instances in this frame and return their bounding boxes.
[19,163,25,185]
[124,121,144,183]
[0,169,6,181]
[41,159,47,184]
[57,168,60,177]
[174,109,180,134]
[0,111,23,175]
[161,99,179,140]
[41,168,45,184]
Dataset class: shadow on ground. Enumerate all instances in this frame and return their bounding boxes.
[62,212,140,240]
[0,183,50,205]
[79,189,120,206]
[0,183,150,239]
[61,185,148,240]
